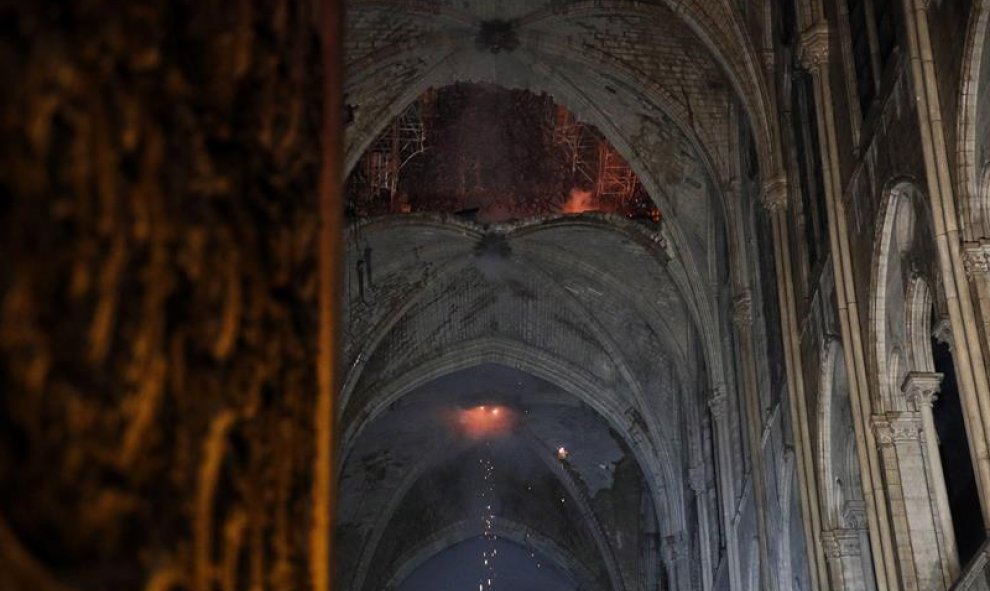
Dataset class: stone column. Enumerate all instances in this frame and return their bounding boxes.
[873,413,951,590]
[901,0,990,533]
[823,528,870,591]
[762,176,828,590]
[843,501,878,591]
[798,20,897,589]
[709,390,743,590]
[689,462,715,591]
[730,290,775,591]
[904,371,959,580]
[661,532,692,591]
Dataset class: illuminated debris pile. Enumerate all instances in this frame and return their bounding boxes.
[346,84,660,222]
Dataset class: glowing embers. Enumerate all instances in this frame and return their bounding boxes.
[451,405,517,440]
[479,450,498,590]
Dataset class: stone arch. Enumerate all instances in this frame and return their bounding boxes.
[339,336,686,536]
[818,338,864,529]
[344,0,781,180]
[342,74,723,353]
[381,517,608,591]
[906,276,935,373]
[956,0,990,240]
[340,214,706,439]
[346,424,630,591]
[870,182,923,411]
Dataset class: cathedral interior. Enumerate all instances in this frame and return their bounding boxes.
[4,1,990,590]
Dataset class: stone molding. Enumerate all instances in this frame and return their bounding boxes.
[799,22,830,70]
[761,176,789,212]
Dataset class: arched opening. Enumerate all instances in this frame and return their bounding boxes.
[906,275,986,565]
[931,322,986,564]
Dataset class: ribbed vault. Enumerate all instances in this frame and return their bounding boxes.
[338,213,711,589]
[340,2,780,588]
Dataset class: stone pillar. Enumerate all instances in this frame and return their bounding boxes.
[901,0,990,534]
[730,290,775,591]
[844,501,878,591]
[689,462,715,591]
[798,20,897,589]
[873,412,951,590]
[823,528,869,591]
[709,390,743,590]
[904,371,959,580]
[662,532,692,591]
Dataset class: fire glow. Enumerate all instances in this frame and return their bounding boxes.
[451,405,516,440]
[561,187,598,214]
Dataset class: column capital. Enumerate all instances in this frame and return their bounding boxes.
[872,413,923,446]
[720,177,741,197]
[708,390,728,420]
[798,21,830,70]
[931,317,953,349]
[732,291,753,328]
[820,530,839,558]
[962,240,990,278]
[688,464,707,493]
[760,176,789,212]
[820,529,863,559]
[841,500,868,530]
[661,532,688,562]
[902,371,943,408]
[826,528,864,557]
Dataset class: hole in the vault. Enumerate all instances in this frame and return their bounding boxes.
[345,83,661,223]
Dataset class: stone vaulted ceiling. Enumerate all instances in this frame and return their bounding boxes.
[339,1,780,588]
[344,0,781,185]
[338,214,700,590]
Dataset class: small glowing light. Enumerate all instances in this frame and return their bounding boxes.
[450,405,515,439]
[557,446,569,461]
